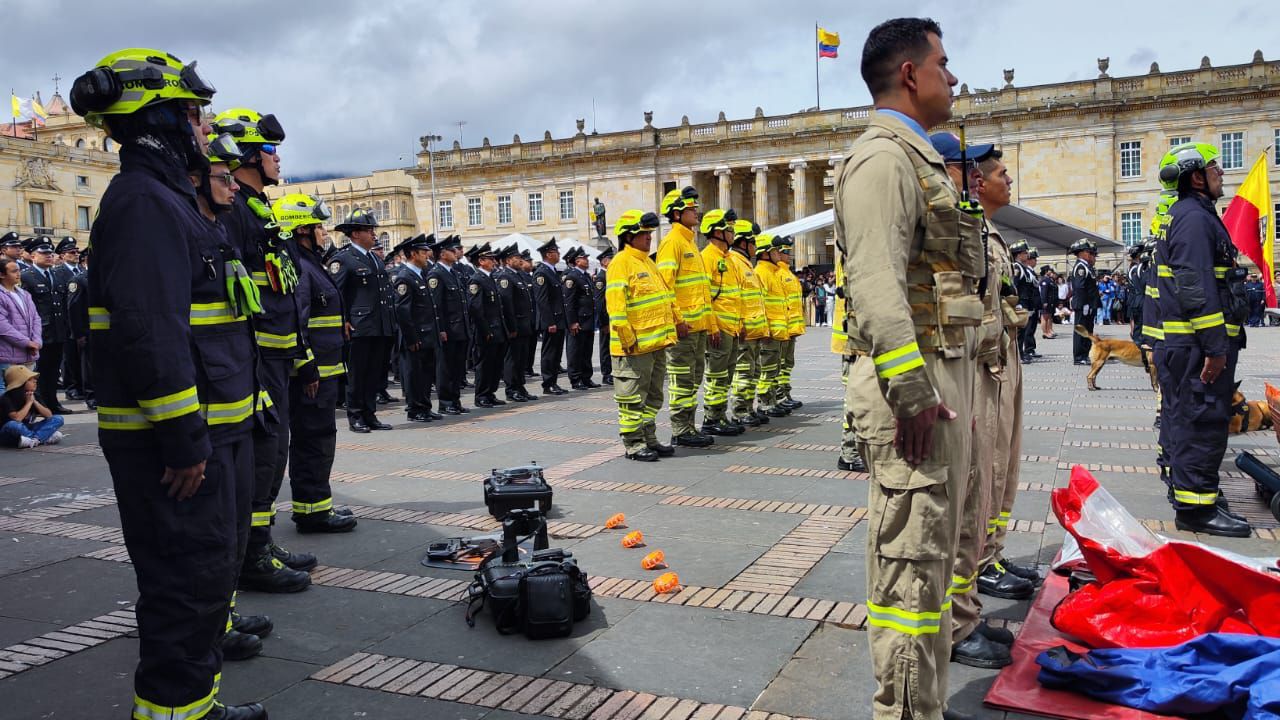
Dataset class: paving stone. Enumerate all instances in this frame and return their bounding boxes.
[0,558,136,625]
[260,679,489,719]
[0,635,135,717]
[621,504,804,546]
[0,532,109,578]
[369,596,638,677]
[562,533,767,589]
[752,624,873,719]
[788,550,865,604]
[550,602,814,708]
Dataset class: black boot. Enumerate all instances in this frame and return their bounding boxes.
[206,701,268,720]
[997,559,1041,584]
[239,546,312,593]
[737,413,761,427]
[647,442,675,457]
[765,406,789,418]
[294,511,359,534]
[977,563,1035,600]
[974,619,1014,646]
[1174,506,1252,538]
[673,432,714,448]
[270,542,317,572]
[701,420,744,436]
[1217,495,1248,522]
[951,629,1013,669]
[626,447,660,462]
[837,453,867,473]
[231,612,273,638]
[219,629,263,661]
[752,409,771,424]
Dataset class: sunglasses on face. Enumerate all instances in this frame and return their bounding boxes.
[212,172,236,185]
[259,144,278,156]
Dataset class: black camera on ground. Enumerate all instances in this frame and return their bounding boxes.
[484,464,553,519]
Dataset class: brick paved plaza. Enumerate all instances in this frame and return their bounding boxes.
[2,324,1278,720]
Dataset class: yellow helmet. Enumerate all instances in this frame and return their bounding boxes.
[614,209,660,237]
[70,48,216,126]
[733,219,756,242]
[205,133,244,166]
[212,108,285,145]
[660,186,699,216]
[272,194,332,234]
[700,208,737,235]
[755,233,776,254]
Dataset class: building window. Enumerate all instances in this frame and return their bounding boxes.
[74,138,86,149]
[76,175,89,190]
[528,192,543,222]
[1119,141,1142,179]
[467,197,482,226]
[103,138,113,152]
[76,206,91,231]
[383,200,391,220]
[1169,135,1191,149]
[1120,211,1143,246]
[1220,131,1244,170]
[559,190,575,221]
[1275,130,1280,165]
[28,201,46,228]
[438,200,453,229]
[497,194,512,225]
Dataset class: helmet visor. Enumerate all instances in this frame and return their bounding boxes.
[207,133,242,162]
[256,114,286,143]
[180,61,216,100]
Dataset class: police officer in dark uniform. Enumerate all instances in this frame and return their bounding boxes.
[54,237,88,402]
[595,247,614,385]
[0,232,22,267]
[213,108,315,592]
[71,47,267,719]
[1008,240,1040,362]
[563,247,599,389]
[392,233,442,422]
[330,209,396,432]
[1126,244,1148,342]
[467,243,509,407]
[533,238,567,394]
[1155,142,1251,537]
[496,243,537,402]
[519,249,540,379]
[1069,238,1100,365]
[21,236,73,414]
[67,246,94,409]
[429,235,470,414]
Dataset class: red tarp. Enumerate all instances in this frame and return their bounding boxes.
[1050,467,1280,649]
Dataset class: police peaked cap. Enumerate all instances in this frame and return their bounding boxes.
[476,242,497,259]
[495,243,517,260]
[56,236,79,254]
[597,247,615,261]
[563,247,579,263]
[0,231,20,247]
[537,237,559,255]
[25,236,54,253]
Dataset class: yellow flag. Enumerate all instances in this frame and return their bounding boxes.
[10,94,20,119]
[817,27,840,47]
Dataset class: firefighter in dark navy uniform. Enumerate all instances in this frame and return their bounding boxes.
[21,236,73,414]
[392,233,442,422]
[330,208,396,432]
[1069,238,1100,365]
[595,247,614,384]
[71,47,268,719]
[563,247,599,389]
[212,107,316,593]
[1155,142,1252,538]
[495,242,537,401]
[466,242,509,407]
[533,238,568,394]
[429,235,470,414]
[271,193,358,535]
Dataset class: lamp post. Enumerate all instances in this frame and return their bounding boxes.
[422,133,443,233]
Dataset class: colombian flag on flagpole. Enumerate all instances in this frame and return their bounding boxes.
[817,27,839,58]
[1222,150,1275,306]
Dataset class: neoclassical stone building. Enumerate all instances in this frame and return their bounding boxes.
[406,52,1280,268]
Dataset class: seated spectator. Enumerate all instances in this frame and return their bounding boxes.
[1,365,64,448]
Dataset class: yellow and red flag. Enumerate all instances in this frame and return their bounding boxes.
[817,27,839,58]
[1222,150,1275,306]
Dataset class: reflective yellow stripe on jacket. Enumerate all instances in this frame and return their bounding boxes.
[754,261,790,340]
[656,223,718,334]
[729,251,770,340]
[701,243,744,336]
[777,262,805,338]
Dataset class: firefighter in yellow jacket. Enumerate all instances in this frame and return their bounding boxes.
[775,237,805,409]
[656,186,716,448]
[729,220,771,425]
[698,209,747,436]
[606,210,678,461]
[752,234,792,418]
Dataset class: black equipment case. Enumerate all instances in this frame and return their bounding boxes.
[484,463,553,519]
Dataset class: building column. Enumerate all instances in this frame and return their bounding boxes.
[715,166,732,211]
[752,162,770,227]
[789,159,809,265]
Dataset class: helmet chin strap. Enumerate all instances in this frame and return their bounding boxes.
[238,147,279,187]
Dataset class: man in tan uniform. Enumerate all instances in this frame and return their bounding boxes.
[838,19,982,720]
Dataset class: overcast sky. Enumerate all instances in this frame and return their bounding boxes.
[5,1,1277,178]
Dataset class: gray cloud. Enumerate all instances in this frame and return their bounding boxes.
[4,0,1277,177]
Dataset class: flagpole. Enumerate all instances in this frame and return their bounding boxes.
[814,22,821,110]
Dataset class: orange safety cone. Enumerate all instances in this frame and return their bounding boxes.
[641,550,666,570]
[653,572,681,594]
[621,530,645,548]
[605,513,627,529]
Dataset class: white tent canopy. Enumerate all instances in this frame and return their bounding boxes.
[763,204,1118,256]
